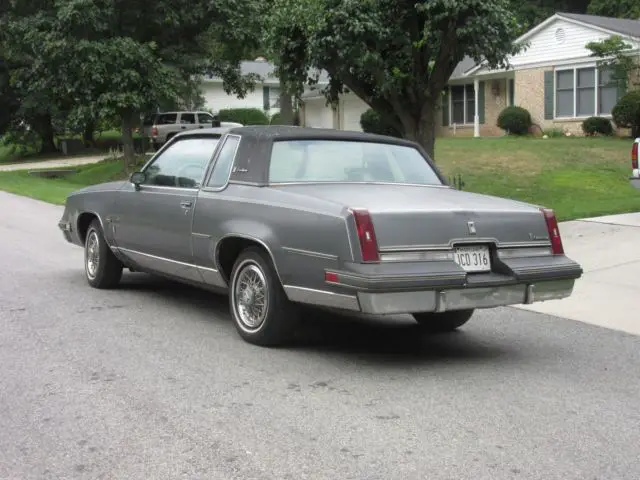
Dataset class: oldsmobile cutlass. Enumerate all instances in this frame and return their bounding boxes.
[58,126,583,346]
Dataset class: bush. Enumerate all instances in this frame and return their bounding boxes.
[496,106,532,135]
[612,90,640,138]
[582,116,614,136]
[217,108,269,125]
[359,109,402,137]
[270,110,301,126]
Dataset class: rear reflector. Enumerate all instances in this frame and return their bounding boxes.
[541,208,564,255]
[350,208,380,262]
[152,127,158,137]
[325,271,339,283]
[632,141,638,170]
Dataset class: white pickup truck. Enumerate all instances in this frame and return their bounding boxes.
[632,137,640,189]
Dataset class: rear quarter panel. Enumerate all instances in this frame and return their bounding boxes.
[192,184,353,291]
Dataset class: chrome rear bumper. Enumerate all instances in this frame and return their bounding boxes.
[284,278,576,315]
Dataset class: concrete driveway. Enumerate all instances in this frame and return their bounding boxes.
[518,212,640,336]
[0,155,106,172]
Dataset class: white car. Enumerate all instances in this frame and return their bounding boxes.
[632,137,640,189]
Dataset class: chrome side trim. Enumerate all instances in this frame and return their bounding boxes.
[213,233,285,285]
[197,265,227,288]
[282,246,338,260]
[283,286,361,311]
[192,232,211,239]
[115,247,225,286]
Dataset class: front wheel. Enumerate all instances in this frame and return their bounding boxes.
[229,247,300,347]
[412,309,474,333]
[84,219,123,289]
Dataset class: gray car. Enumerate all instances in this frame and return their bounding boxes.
[58,126,583,346]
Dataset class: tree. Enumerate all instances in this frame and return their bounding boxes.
[266,0,523,160]
[0,1,66,153]
[586,35,640,90]
[587,0,640,19]
[2,0,266,167]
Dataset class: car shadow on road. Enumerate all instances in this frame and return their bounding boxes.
[117,273,518,365]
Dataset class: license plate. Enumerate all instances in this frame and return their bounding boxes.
[453,245,491,272]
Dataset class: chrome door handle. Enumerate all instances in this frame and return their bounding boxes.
[180,200,192,208]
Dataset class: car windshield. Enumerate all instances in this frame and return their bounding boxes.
[268,139,443,185]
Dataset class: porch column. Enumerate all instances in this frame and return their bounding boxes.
[473,78,480,137]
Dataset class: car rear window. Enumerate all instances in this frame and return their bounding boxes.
[156,113,178,124]
[268,139,443,185]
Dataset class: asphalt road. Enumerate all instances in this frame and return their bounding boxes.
[1,191,639,480]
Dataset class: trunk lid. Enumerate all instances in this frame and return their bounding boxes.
[273,183,550,248]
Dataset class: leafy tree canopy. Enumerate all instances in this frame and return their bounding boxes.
[1,0,265,163]
[266,0,523,159]
[587,0,640,19]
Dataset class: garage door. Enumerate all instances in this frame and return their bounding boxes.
[303,97,334,128]
[341,95,370,132]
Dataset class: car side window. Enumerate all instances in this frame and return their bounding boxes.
[142,137,220,189]
[206,135,240,188]
[197,113,214,124]
[180,113,196,124]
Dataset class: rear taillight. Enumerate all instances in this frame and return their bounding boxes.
[541,208,564,255]
[151,127,158,137]
[632,141,638,170]
[350,208,380,262]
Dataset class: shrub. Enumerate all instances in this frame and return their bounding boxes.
[542,128,564,138]
[270,110,301,126]
[496,106,532,135]
[217,108,269,125]
[612,90,640,138]
[582,116,614,136]
[359,109,402,137]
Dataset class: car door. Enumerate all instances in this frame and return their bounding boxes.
[197,112,215,128]
[177,112,200,134]
[113,136,220,282]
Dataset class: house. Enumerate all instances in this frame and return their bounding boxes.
[300,13,640,137]
[200,59,282,115]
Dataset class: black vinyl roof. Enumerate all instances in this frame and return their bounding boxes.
[226,125,419,147]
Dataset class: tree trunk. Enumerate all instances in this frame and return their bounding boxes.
[35,114,57,154]
[278,83,294,125]
[121,113,136,171]
[399,106,437,162]
[82,119,96,148]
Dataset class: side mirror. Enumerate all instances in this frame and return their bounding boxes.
[130,171,146,190]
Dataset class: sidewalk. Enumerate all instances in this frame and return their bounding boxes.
[0,155,106,172]
[516,213,640,336]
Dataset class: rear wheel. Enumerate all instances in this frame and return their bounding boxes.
[412,309,474,333]
[84,219,123,289]
[229,247,300,347]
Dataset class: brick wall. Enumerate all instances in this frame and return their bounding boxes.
[515,65,635,137]
[436,80,508,137]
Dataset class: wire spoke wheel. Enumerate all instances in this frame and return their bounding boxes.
[233,263,269,331]
[85,231,100,279]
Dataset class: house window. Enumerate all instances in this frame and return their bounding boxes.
[449,84,475,124]
[556,70,574,117]
[598,68,618,115]
[555,66,618,118]
[263,86,281,111]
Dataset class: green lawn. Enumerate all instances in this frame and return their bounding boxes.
[0,157,146,204]
[434,136,639,220]
[0,136,638,221]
